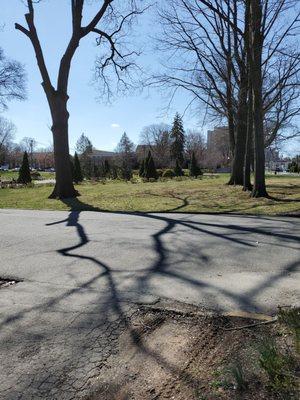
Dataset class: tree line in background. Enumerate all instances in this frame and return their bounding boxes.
[0,118,53,169]
[5,109,298,187]
[71,113,203,183]
[1,1,300,198]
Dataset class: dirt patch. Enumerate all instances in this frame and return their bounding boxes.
[85,305,298,400]
[0,277,19,288]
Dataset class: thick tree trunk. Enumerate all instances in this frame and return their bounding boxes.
[243,105,253,191]
[249,0,268,198]
[225,4,236,187]
[228,72,248,186]
[243,80,253,191]
[251,97,267,198]
[226,117,236,185]
[243,0,252,192]
[48,93,78,199]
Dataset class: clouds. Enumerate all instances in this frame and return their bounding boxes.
[111,123,120,129]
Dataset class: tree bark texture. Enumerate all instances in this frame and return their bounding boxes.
[249,0,268,198]
[48,93,79,199]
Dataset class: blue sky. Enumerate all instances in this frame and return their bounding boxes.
[0,0,299,156]
[1,0,202,152]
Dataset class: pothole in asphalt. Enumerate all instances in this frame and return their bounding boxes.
[0,277,20,288]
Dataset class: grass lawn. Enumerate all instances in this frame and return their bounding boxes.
[0,170,55,181]
[0,174,299,215]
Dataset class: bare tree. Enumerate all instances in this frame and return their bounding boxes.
[0,117,15,151]
[246,0,300,196]
[185,129,206,164]
[7,143,23,169]
[154,0,300,197]
[139,123,171,167]
[0,48,26,111]
[15,0,147,198]
[153,0,247,184]
[20,136,37,166]
[0,117,16,164]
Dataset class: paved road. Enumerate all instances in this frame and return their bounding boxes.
[0,209,299,399]
[34,179,56,185]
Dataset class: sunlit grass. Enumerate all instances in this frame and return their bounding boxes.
[0,174,299,215]
[0,170,55,181]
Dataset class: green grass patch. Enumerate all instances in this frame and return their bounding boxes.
[0,174,299,215]
[0,170,55,181]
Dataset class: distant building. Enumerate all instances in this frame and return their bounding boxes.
[7,151,55,170]
[207,126,229,152]
[265,148,291,172]
[206,126,230,169]
[89,149,115,165]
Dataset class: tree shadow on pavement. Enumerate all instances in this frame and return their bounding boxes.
[1,196,299,398]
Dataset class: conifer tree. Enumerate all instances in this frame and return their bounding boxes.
[189,151,202,177]
[144,151,157,179]
[121,160,133,180]
[174,159,184,176]
[116,132,135,180]
[70,156,75,180]
[170,113,185,165]
[104,159,110,177]
[139,159,145,177]
[73,152,83,183]
[18,151,32,184]
[143,151,150,177]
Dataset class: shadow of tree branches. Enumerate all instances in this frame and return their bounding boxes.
[1,196,299,397]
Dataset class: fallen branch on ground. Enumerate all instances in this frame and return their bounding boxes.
[222,317,278,331]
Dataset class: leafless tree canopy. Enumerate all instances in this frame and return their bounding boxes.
[0,48,26,111]
[20,136,37,154]
[15,0,148,198]
[185,129,206,160]
[139,123,172,167]
[93,0,149,100]
[0,117,16,164]
[0,117,16,151]
[153,0,300,145]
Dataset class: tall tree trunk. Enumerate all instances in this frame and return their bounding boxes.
[228,72,248,186]
[243,91,253,191]
[243,0,252,192]
[227,112,236,184]
[249,0,268,198]
[48,93,78,199]
[225,2,236,186]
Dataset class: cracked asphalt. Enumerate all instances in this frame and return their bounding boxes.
[0,209,299,399]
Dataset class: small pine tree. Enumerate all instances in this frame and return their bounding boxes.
[121,161,133,180]
[189,151,202,177]
[143,152,149,177]
[144,151,158,179]
[18,151,32,184]
[73,152,83,183]
[139,159,145,177]
[174,159,184,176]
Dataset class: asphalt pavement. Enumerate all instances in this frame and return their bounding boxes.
[0,209,299,399]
